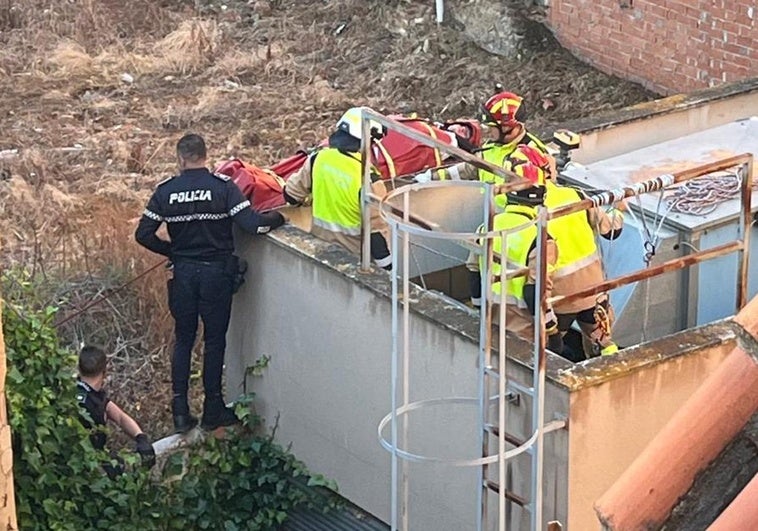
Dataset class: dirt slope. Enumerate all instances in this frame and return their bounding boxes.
[0,0,655,438]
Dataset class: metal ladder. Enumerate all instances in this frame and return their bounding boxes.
[477,205,565,531]
[375,180,567,531]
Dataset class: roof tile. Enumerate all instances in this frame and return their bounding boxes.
[595,346,758,530]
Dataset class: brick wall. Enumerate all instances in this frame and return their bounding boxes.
[547,0,758,95]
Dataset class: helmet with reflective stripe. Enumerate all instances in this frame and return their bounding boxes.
[504,145,547,205]
[336,107,386,141]
[510,144,551,173]
[480,91,526,130]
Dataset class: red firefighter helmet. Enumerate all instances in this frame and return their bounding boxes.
[480,91,526,130]
[510,144,551,172]
[504,147,547,205]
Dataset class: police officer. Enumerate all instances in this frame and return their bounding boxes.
[76,345,156,475]
[135,133,285,433]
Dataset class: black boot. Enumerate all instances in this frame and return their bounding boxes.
[201,395,239,431]
[172,395,198,434]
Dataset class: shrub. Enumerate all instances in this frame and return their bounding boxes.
[3,286,335,530]
[4,301,161,530]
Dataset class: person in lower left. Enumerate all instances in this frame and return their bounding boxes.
[76,345,155,475]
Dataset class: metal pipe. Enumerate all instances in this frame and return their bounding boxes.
[498,225,507,531]
[736,157,753,311]
[477,185,491,531]
[434,0,445,24]
[363,109,531,190]
[390,219,399,531]
[360,111,374,271]
[435,0,444,23]
[401,191,411,531]
[547,154,754,221]
[366,192,439,231]
[530,207,549,531]
[548,241,743,307]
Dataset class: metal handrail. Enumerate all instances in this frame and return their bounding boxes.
[359,108,533,271]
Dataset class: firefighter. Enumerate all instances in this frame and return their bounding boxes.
[513,145,624,359]
[414,90,553,306]
[282,107,393,270]
[485,157,563,354]
[135,133,285,434]
[415,90,552,196]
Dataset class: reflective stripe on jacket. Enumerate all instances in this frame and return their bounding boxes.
[486,205,538,307]
[479,143,511,210]
[545,182,599,278]
[311,148,364,236]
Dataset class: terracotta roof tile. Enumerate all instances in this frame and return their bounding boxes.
[734,294,758,346]
[595,346,758,530]
[706,472,758,531]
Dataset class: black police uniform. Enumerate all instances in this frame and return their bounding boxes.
[135,168,284,416]
[76,379,109,450]
[76,379,127,477]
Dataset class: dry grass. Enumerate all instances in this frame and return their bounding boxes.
[0,0,657,439]
[153,19,222,74]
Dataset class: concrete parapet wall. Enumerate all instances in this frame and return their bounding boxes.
[558,78,758,164]
[225,225,745,530]
[227,227,571,530]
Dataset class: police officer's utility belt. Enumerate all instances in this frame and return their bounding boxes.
[173,257,229,266]
[174,255,247,293]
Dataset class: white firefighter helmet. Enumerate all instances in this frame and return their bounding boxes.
[336,107,385,140]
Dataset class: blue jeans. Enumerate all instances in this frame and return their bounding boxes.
[168,259,234,400]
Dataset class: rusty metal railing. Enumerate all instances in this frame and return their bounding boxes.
[545,154,753,313]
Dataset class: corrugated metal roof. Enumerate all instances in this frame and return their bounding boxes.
[282,502,389,531]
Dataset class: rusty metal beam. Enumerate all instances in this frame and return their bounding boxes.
[484,480,528,507]
[548,241,743,307]
[547,154,753,221]
[485,424,526,448]
[736,156,753,311]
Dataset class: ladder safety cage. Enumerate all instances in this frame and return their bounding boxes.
[358,108,531,272]
[378,180,560,531]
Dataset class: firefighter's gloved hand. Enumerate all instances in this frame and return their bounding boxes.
[135,433,156,469]
[415,169,433,183]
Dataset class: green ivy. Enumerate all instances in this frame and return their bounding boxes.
[2,276,337,530]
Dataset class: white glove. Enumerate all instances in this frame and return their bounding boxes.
[415,169,433,183]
